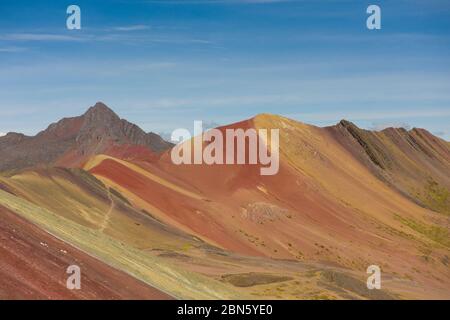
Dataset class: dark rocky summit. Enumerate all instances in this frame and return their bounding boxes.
[0,102,173,172]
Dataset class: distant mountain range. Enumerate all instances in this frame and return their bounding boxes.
[0,102,449,299]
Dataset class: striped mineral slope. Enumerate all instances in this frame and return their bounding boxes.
[0,204,172,299]
[1,109,449,299]
[82,114,449,299]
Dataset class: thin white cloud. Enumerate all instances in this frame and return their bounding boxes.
[113,25,151,31]
[136,94,300,109]
[0,32,212,46]
[0,33,86,42]
[0,60,177,78]
[0,46,27,53]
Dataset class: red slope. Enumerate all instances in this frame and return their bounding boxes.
[0,205,172,300]
[89,158,261,256]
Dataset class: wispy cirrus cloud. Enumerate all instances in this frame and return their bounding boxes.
[132,94,299,109]
[0,31,213,46]
[0,46,27,52]
[112,25,151,31]
[0,33,86,42]
[0,60,177,79]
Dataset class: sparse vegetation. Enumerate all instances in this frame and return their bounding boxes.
[422,178,450,215]
[394,214,450,247]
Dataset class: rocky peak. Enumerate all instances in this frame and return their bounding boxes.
[75,102,172,153]
[77,102,142,145]
[0,102,173,171]
[82,102,121,126]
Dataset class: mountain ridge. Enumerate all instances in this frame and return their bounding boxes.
[0,102,173,172]
[0,102,449,299]
[1,103,448,216]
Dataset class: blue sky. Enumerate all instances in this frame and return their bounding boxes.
[0,0,449,139]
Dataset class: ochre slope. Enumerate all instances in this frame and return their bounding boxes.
[253,114,449,282]
[328,120,450,215]
[83,114,450,298]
